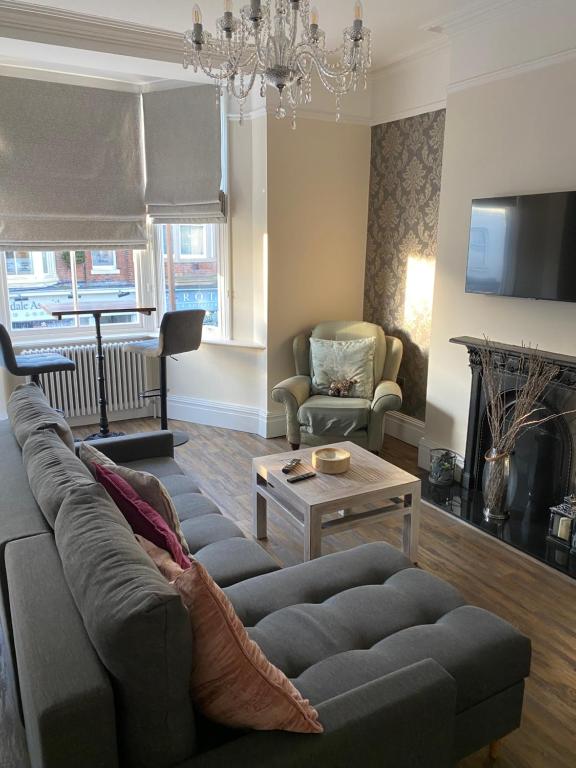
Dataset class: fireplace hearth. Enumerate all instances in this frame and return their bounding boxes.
[422,337,576,579]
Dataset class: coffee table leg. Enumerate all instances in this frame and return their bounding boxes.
[253,473,268,540]
[304,509,322,561]
[403,486,421,563]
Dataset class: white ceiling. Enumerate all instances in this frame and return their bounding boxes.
[13,0,503,69]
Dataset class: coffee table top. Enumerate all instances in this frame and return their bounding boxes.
[253,441,420,509]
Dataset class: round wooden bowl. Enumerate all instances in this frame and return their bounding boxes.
[312,447,351,475]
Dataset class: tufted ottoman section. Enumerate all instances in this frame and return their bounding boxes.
[227,543,531,715]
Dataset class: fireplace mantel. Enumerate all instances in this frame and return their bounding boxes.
[451,336,576,387]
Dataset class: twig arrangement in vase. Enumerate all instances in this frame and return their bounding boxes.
[478,337,575,520]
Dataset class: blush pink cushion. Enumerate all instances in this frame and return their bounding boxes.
[94,464,191,570]
[174,557,323,734]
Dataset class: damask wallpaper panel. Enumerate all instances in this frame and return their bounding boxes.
[363,109,446,421]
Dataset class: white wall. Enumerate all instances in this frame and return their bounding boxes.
[425,56,576,458]
[370,44,449,125]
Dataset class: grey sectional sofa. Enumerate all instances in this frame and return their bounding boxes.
[0,384,531,768]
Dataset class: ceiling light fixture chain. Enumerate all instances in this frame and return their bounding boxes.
[183,0,371,127]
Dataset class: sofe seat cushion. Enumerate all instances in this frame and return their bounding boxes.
[55,484,195,768]
[298,395,371,436]
[226,543,531,714]
[7,383,75,451]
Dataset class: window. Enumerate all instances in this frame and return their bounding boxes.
[91,250,118,274]
[157,223,228,336]
[2,249,143,333]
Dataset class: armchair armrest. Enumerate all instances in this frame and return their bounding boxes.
[75,431,175,462]
[271,376,311,446]
[186,659,456,768]
[272,376,311,408]
[372,379,402,413]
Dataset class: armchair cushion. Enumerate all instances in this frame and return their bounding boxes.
[298,396,371,437]
[309,337,376,399]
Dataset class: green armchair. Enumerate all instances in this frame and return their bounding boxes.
[272,321,403,453]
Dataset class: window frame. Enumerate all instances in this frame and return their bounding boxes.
[153,221,231,341]
[0,247,155,344]
[90,250,120,275]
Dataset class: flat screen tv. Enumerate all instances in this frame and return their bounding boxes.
[465,191,576,302]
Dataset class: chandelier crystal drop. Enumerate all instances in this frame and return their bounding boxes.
[183,0,371,127]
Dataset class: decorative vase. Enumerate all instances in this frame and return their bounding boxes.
[482,448,511,521]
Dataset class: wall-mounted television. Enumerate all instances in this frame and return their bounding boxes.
[465,191,576,302]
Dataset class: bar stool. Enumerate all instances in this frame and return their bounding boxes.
[0,323,76,386]
[126,310,205,447]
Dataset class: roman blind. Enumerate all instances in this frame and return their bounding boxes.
[0,76,146,250]
[142,85,225,223]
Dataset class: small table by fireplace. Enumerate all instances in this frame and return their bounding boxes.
[423,336,576,579]
[46,303,156,440]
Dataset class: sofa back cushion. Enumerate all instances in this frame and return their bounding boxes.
[7,383,75,451]
[23,429,95,527]
[55,484,196,768]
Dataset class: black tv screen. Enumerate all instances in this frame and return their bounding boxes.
[465,192,576,302]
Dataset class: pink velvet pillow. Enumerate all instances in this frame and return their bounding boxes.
[175,557,323,733]
[94,464,191,570]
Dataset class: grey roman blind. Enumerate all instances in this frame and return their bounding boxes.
[0,76,147,250]
[143,85,225,223]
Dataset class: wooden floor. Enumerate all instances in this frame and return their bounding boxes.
[3,417,574,767]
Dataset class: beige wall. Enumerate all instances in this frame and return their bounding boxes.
[266,117,371,409]
[425,58,576,456]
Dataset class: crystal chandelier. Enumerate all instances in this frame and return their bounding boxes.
[183,0,371,127]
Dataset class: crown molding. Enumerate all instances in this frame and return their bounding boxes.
[370,99,447,127]
[228,105,371,126]
[448,45,576,93]
[0,0,183,62]
[421,0,532,38]
[370,39,450,77]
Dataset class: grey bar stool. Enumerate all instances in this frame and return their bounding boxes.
[126,310,205,447]
[0,323,75,386]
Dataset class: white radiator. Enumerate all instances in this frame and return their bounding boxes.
[22,342,149,419]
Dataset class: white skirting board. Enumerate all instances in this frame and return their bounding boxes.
[167,395,286,439]
[167,396,426,445]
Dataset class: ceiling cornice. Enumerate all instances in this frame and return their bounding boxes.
[0,0,183,62]
[422,0,536,37]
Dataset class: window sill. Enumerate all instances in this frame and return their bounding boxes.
[201,337,265,350]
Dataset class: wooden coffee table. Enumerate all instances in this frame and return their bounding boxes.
[252,441,421,562]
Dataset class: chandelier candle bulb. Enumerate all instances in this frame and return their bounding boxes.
[250,0,262,21]
[192,3,202,25]
[310,6,319,25]
[354,1,363,21]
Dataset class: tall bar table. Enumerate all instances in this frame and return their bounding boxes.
[46,303,155,440]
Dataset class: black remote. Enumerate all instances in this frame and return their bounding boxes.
[287,471,316,483]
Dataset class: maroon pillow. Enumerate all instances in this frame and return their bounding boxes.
[94,464,191,570]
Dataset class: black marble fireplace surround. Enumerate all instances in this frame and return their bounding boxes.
[422,336,576,578]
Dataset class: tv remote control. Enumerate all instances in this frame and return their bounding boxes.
[286,471,316,483]
[282,458,302,474]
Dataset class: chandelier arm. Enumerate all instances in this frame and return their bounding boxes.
[227,60,260,101]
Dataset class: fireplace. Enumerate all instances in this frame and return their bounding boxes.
[422,336,576,579]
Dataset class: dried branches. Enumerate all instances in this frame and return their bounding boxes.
[478,337,567,456]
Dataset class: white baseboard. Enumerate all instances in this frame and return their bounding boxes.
[167,397,431,445]
[385,411,425,448]
[168,395,287,439]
